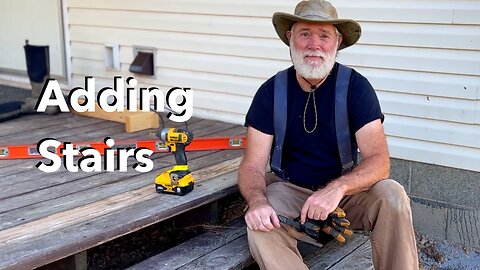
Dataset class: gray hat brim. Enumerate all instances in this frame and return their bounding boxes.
[272,12,361,50]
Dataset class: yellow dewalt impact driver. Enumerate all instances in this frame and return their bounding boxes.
[154,128,194,195]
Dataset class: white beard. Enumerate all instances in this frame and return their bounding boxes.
[290,40,337,80]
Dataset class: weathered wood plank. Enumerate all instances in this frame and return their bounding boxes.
[0,158,30,169]
[0,125,244,211]
[0,157,242,241]
[0,148,243,230]
[0,123,243,208]
[128,218,247,270]
[0,116,120,145]
[0,117,228,176]
[128,222,372,270]
[0,117,204,177]
[0,119,242,198]
[0,113,71,136]
[155,232,370,270]
[329,240,373,270]
[0,115,208,158]
[128,224,371,270]
[306,234,370,269]
[177,234,253,270]
[0,113,247,270]
[0,170,240,270]
[0,122,122,144]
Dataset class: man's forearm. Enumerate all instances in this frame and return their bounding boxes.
[238,162,268,207]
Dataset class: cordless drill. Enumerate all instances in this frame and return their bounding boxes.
[154,128,194,195]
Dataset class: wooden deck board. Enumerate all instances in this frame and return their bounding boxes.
[0,118,204,176]
[1,116,120,145]
[0,120,242,198]
[0,125,244,203]
[178,234,252,270]
[0,125,244,221]
[0,113,72,136]
[0,113,246,270]
[129,219,372,270]
[0,158,33,169]
[0,158,241,245]
[306,233,373,269]
[0,149,243,230]
[329,240,373,270]
[128,219,247,270]
[1,171,240,270]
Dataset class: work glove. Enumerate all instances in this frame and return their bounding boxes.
[317,207,353,243]
[279,207,353,245]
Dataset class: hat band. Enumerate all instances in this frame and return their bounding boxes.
[297,10,335,20]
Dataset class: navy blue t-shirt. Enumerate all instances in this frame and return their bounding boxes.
[245,63,384,188]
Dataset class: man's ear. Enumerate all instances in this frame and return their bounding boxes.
[337,34,343,49]
[286,31,292,42]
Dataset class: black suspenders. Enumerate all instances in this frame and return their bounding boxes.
[334,64,354,174]
[270,64,354,181]
[271,68,289,180]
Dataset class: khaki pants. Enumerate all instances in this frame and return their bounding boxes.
[247,173,419,270]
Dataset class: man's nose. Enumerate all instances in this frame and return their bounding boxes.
[307,34,323,50]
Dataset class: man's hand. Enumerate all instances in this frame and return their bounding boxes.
[300,183,346,224]
[245,199,281,232]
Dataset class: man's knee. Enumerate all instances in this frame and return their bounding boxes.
[248,226,282,243]
[247,227,295,259]
[247,226,295,246]
[371,179,412,216]
[247,226,268,244]
[247,227,308,270]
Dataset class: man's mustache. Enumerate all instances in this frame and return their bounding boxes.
[302,50,328,59]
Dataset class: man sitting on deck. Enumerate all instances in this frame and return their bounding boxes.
[237,0,419,269]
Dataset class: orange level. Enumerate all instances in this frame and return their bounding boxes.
[0,136,247,160]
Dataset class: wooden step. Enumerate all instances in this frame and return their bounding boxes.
[127,218,251,270]
[305,233,373,269]
[128,218,373,270]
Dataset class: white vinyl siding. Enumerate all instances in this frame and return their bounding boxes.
[66,0,480,172]
[0,0,65,77]
[334,1,480,173]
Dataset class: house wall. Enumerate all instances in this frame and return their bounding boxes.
[66,0,480,172]
[65,0,480,246]
[0,0,66,78]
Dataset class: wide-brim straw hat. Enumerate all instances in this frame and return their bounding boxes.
[272,0,361,50]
